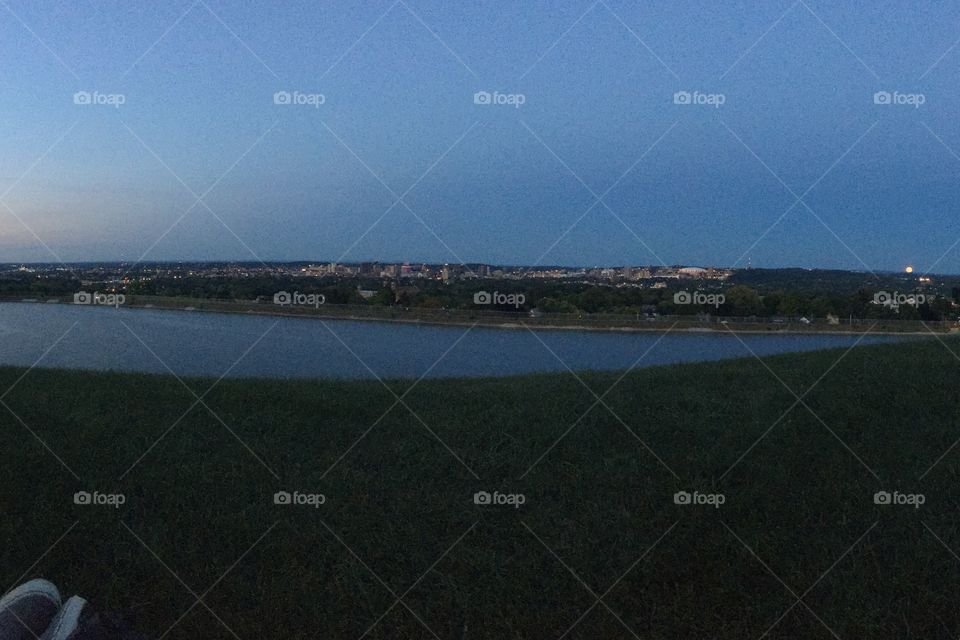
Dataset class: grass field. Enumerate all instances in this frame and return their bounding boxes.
[3,336,960,639]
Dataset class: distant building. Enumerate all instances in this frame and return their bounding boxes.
[359,262,380,277]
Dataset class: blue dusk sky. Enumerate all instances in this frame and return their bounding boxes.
[1,0,959,271]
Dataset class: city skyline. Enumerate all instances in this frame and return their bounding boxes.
[0,257,928,276]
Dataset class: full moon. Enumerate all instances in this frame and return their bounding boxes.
[905,265,914,273]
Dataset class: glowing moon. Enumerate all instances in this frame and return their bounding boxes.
[905,265,914,273]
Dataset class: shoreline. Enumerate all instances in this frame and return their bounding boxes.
[202,310,944,336]
[75,299,956,337]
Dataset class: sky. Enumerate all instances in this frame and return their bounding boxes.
[1,0,960,272]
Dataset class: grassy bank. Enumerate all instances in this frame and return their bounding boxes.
[3,337,960,638]
[6,295,956,334]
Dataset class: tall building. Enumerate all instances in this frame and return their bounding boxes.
[359,262,380,277]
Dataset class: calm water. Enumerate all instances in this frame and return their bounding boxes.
[0,303,902,379]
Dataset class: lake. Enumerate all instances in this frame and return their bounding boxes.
[0,303,903,379]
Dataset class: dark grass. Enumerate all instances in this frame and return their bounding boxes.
[2,336,960,638]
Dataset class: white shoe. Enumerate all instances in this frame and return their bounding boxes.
[40,596,86,640]
[0,579,62,640]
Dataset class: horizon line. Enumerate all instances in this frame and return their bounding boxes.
[1,260,937,277]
